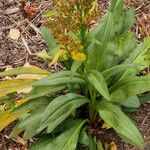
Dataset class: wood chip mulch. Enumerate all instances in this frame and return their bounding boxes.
[0,0,150,150]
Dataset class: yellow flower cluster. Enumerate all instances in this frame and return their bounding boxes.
[45,0,100,61]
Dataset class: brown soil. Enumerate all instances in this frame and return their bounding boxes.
[0,0,150,150]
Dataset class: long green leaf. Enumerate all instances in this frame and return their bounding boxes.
[119,37,150,80]
[32,71,86,86]
[41,27,57,54]
[102,64,140,84]
[139,92,150,104]
[29,137,52,150]
[122,8,135,34]
[27,85,66,100]
[110,75,150,103]
[0,79,35,97]
[87,12,115,71]
[111,0,123,11]
[38,93,88,133]
[98,100,144,147]
[30,120,85,150]
[13,97,50,114]
[122,96,140,108]
[16,107,46,139]
[71,61,82,75]
[88,70,110,100]
[47,120,85,150]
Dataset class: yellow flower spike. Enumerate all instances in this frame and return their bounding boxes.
[72,52,86,61]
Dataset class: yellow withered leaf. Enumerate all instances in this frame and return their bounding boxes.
[0,109,28,132]
[102,122,112,129]
[0,65,50,77]
[0,79,36,97]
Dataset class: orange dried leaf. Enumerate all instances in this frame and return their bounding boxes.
[24,7,37,15]
[109,142,117,150]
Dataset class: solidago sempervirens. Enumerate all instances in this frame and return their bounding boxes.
[45,0,100,61]
[1,0,150,149]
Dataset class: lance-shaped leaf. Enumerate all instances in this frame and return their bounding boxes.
[110,75,150,103]
[41,27,57,54]
[12,106,47,139]
[13,96,50,114]
[29,137,52,150]
[26,85,66,100]
[87,11,115,72]
[37,93,88,133]
[97,100,144,147]
[32,71,86,87]
[111,0,123,11]
[139,92,150,104]
[71,61,82,75]
[0,66,50,77]
[119,37,150,80]
[102,64,140,84]
[121,96,140,108]
[0,79,35,97]
[88,70,110,100]
[30,120,86,150]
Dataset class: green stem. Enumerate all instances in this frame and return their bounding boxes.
[88,84,97,122]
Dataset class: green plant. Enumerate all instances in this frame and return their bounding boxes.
[0,0,150,149]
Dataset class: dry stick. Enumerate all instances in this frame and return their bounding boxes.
[21,36,32,55]
[26,19,41,35]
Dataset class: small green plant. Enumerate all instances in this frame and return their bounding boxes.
[0,0,150,149]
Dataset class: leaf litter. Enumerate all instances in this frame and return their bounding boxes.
[0,0,149,150]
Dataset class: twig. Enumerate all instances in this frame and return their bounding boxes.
[21,36,32,55]
[26,19,41,35]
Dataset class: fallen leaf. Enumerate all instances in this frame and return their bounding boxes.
[0,109,28,131]
[24,7,37,16]
[105,142,117,150]
[9,29,20,40]
[15,74,46,94]
[109,142,117,150]
[102,122,112,129]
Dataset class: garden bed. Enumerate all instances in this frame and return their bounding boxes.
[0,0,150,149]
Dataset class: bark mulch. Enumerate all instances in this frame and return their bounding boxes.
[0,0,150,149]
